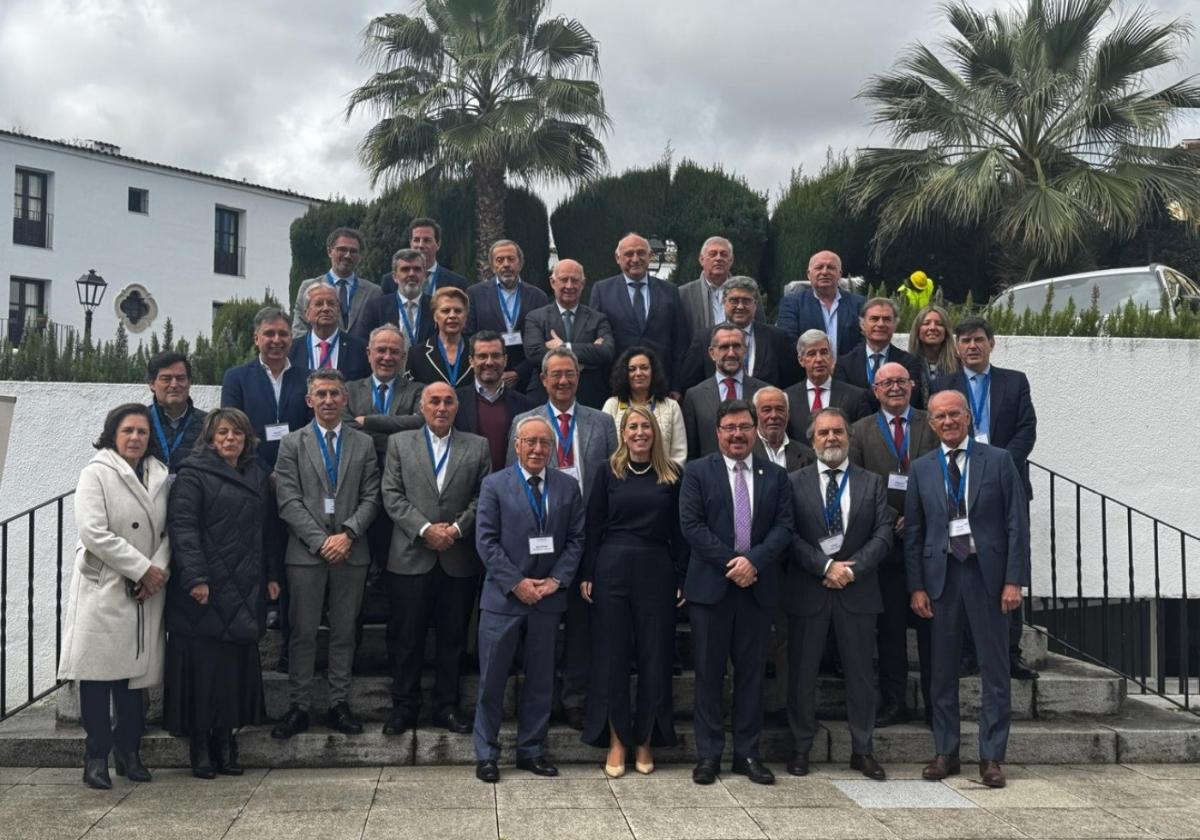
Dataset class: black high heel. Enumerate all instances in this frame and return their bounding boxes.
[83,758,112,790]
[114,750,152,782]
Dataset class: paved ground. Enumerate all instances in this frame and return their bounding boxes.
[0,761,1198,840]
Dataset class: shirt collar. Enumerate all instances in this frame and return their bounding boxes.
[967,364,993,379]
[722,454,750,473]
[557,303,576,317]
[941,441,968,456]
[757,430,787,455]
[153,399,191,424]
[316,421,343,438]
[428,427,451,444]
[494,276,521,293]
[716,370,744,386]
[623,274,648,286]
[813,288,842,305]
[372,374,397,390]
[519,464,546,483]
[259,357,292,379]
[475,381,504,402]
[881,406,911,425]
[806,377,829,390]
[548,400,577,418]
[820,458,850,473]
[328,270,356,285]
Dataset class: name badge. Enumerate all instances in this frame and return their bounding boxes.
[265,423,289,442]
[974,433,989,445]
[949,517,971,537]
[502,331,522,346]
[557,465,580,483]
[324,498,336,515]
[529,536,555,555]
[887,473,909,491]
[819,534,844,556]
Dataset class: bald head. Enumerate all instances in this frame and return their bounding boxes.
[616,234,652,280]
[420,381,458,436]
[550,258,586,308]
[873,361,914,415]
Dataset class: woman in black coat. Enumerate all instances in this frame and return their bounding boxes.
[164,407,280,778]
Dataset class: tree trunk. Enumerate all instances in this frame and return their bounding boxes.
[473,161,507,282]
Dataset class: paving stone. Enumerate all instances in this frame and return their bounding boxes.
[1105,807,1200,840]
[720,776,857,808]
[1124,764,1200,780]
[744,806,895,839]
[85,810,237,840]
[498,808,635,840]
[241,778,378,812]
[0,813,99,840]
[371,778,495,809]
[622,806,766,840]
[262,766,382,783]
[944,776,1091,808]
[810,762,933,781]
[114,785,252,814]
[1048,775,1200,809]
[0,781,131,815]
[871,808,1026,839]
[988,807,1151,838]
[224,809,370,840]
[832,779,977,809]
[0,768,34,784]
[609,777,740,808]
[495,778,617,809]
[362,807,497,840]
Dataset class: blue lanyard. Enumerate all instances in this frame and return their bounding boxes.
[436,336,464,384]
[967,372,991,431]
[495,281,521,330]
[309,332,340,369]
[546,403,576,464]
[516,463,547,532]
[823,467,850,533]
[865,348,885,386]
[327,271,356,309]
[313,422,343,492]
[425,427,451,477]
[396,294,419,346]
[150,404,190,461]
[876,411,910,468]
[936,437,973,512]
[372,379,395,414]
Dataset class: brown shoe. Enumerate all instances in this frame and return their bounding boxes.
[921,752,961,780]
[979,760,1006,788]
[850,753,886,781]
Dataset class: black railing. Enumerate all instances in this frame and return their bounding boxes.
[1,318,78,353]
[1028,460,1198,713]
[214,245,245,276]
[0,491,73,721]
[12,211,52,248]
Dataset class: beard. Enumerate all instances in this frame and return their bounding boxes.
[817,445,846,466]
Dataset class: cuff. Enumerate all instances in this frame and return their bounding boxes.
[419,522,432,537]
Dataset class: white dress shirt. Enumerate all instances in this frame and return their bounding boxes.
[806,378,831,412]
[941,441,976,553]
[259,357,293,404]
[758,432,789,469]
[817,458,853,574]
[547,401,583,490]
[308,330,341,371]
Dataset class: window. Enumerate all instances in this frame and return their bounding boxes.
[128,187,149,214]
[214,206,243,275]
[8,277,47,344]
[12,168,50,247]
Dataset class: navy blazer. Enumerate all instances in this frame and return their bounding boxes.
[287,329,371,383]
[589,274,690,393]
[775,289,865,356]
[354,291,438,350]
[377,264,468,296]
[903,443,1030,601]
[220,359,311,468]
[466,278,549,391]
[475,465,585,615]
[679,453,794,609]
[834,342,927,410]
[931,366,1036,499]
[678,321,799,391]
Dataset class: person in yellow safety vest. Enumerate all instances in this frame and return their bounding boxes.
[898,270,934,309]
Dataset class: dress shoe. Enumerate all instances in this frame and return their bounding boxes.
[189,734,216,780]
[979,760,1006,788]
[1010,657,1040,680]
[635,746,655,775]
[433,708,473,735]
[382,713,417,736]
[563,707,585,731]
[113,750,152,782]
[921,752,961,780]
[516,755,559,777]
[82,758,112,790]
[603,761,626,778]
[692,757,720,785]
[875,704,911,728]
[270,706,310,740]
[731,755,775,785]
[210,729,243,776]
[851,753,887,781]
[786,752,810,777]
[326,701,364,735]
[475,759,499,783]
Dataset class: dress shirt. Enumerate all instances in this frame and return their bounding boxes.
[721,454,755,519]
[965,364,992,440]
[308,330,341,370]
[880,406,912,467]
[371,374,398,411]
[742,326,756,376]
[758,432,788,469]
[704,277,725,326]
[941,441,976,553]
[715,370,745,400]
[496,278,521,330]
[397,291,422,335]
[517,464,551,519]
[556,304,577,346]
[547,400,583,490]
[475,381,504,404]
[806,378,831,411]
[623,274,651,320]
[259,357,292,404]
[815,289,842,357]
[817,458,853,574]
[425,262,442,295]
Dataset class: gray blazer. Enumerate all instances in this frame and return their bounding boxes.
[682,375,766,460]
[678,275,765,338]
[292,274,383,337]
[507,402,618,504]
[381,428,492,577]
[343,375,425,454]
[275,424,381,566]
[849,408,939,522]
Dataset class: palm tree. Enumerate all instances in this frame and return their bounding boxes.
[347,0,610,279]
[847,0,1200,284]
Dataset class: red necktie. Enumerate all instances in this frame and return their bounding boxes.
[723,377,737,401]
[811,385,823,412]
[318,340,331,369]
[557,413,574,467]
[892,415,908,469]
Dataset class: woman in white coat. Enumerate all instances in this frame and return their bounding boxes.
[59,404,171,790]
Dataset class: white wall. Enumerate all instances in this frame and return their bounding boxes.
[1,135,314,342]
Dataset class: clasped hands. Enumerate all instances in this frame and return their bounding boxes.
[422,522,459,552]
[135,565,168,601]
[726,556,757,588]
[320,532,353,564]
[822,559,856,589]
[514,577,560,605]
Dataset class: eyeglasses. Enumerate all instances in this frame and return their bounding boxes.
[518,437,553,448]
[332,246,360,255]
[545,370,578,381]
[718,423,755,434]
[725,297,755,308]
[875,377,912,389]
[713,343,745,352]
[930,410,967,422]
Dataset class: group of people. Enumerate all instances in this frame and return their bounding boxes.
[58,220,1036,794]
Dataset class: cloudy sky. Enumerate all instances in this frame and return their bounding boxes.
[3,0,1199,211]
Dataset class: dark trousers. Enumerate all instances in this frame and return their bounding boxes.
[79,679,144,759]
[877,562,931,711]
[473,609,559,761]
[386,567,477,719]
[560,583,590,711]
[690,586,769,761]
[930,554,1011,761]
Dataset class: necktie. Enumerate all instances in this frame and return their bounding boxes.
[892,416,907,469]
[527,474,544,527]
[408,301,419,333]
[336,279,350,327]
[811,385,823,412]
[869,352,883,383]
[557,413,574,467]
[947,449,970,560]
[630,281,647,331]
[733,461,751,553]
[325,430,338,514]
[723,377,737,401]
[824,468,844,535]
[562,309,574,342]
[377,382,389,412]
[318,340,331,369]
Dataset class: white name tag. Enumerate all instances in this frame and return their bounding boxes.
[819,534,844,555]
[529,536,555,555]
[265,423,289,442]
[887,473,909,491]
[324,498,336,515]
[557,465,580,483]
[502,331,522,346]
[974,433,989,445]
[949,517,971,537]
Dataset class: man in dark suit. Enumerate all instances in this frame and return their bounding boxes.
[522,258,614,409]
[785,329,870,442]
[680,399,794,786]
[833,297,926,410]
[358,248,438,352]
[455,332,535,471]
[589,232,690,396]
[473,415,585,782]
[906,390,1029,789]
[146,351,206,474]
[787,408,893,780]
[293,227,382,337]
[931,316,1038,679]
[752,386,815,472]
[849,362,940,727]
[272,370,381,740]
[680,276,798,390]
[775,250,864,357]
[288,282,371,382]
[683,323,767,459]
[380,382,491,737]
[380,217,469,296]
[466,239,548,393]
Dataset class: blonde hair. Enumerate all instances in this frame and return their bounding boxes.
[609,404,680,485]
[908,304,959,375]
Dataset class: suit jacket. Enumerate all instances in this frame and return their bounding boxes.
[507,402,618,505]
[274,424,381,566]
[220,359,311,469]
[752,436,816,472]
[930,366,1037,499]
[454,384,534,435]
[834,342,926,410]
[678,321,798,391]
[849,408,939,526]
[343,375,425,456]
[288,329,371,383]
[784,378,870,442]
[381,428,491,577]
[775,288,865,356]
[475,465,585,615]
[466,278,549,390]
[354,290,437,350]
[378,264,468,296]
[677,276,765,338]
[293,274,383,337]
[786,464,893,616]
[903,442,1030,601]
[679,453,794,609]
[522,302,615,409]
[682,375,767,460]
[589,274,690,393]
[408,336,475,388]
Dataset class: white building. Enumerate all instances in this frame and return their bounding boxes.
[1,130,318,343]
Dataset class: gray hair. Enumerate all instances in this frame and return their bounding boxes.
[489,239,525,264]
[722,275,759,301]
[862,296,900,320]
[391,247,424,270]
[708,321,745,348]
[368,323,408,353]
[805,407,852,442]
[541,345,580,375]
[752,386,788,411]
[513,414,553,443]
[796,329,831,355]
[254,306,290,331]
[700,235,733,255]
[306,368,347,393]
